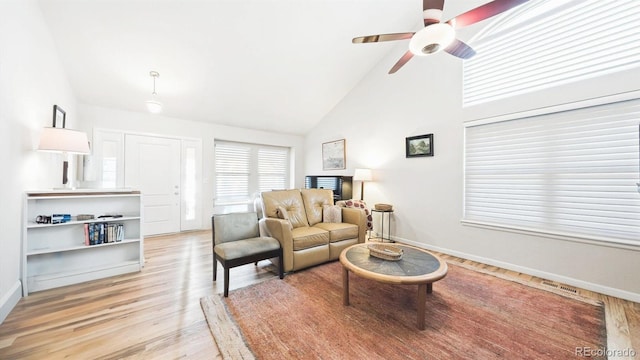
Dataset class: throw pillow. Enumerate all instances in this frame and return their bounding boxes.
[322,205,342,223]
[275,206,293,230]
[275,206,289,220]
[343,199,373,230]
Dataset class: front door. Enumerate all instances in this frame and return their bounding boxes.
[125,134,181,236]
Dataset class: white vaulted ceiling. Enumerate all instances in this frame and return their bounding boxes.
[37,0,485,134]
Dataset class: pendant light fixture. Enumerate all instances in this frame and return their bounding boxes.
[145,70,162,114]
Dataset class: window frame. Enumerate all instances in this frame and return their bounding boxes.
[214,140,291,212]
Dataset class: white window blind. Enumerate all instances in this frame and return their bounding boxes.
[464,98,640,245]
[215,142,250,205]
[214,141,290,209]
[258,147,288,192]
[463,0,640,106]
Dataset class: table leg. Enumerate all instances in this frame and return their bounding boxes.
[427,282,433,294]
[342,267,350,306]
[417,283,426,330]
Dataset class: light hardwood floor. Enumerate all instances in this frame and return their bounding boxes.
[0,231,638,359]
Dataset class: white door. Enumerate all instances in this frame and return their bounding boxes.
[125,135,181,236]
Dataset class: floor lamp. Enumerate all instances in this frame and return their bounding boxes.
[353,168,372,201]
[38,127,91,187]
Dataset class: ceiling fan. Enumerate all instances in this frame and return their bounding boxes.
[352,0,529,74]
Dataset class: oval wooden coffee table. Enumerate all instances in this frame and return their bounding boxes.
[339,243,448,330]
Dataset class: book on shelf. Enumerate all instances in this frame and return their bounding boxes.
[85,222,125,245]
[52,214,71,224]
[84,223,90,246]
[116,224,124,241]
[77,214,95,221]
[99,223,105,244]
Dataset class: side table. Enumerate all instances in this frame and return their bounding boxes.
[370,209,393,242]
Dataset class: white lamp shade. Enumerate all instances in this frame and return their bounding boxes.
[146,99,163,114]
[353,168,372,182]
[38,127,91,154]
[409,23,455,56]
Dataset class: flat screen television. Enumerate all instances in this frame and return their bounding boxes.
[304,175,353,202]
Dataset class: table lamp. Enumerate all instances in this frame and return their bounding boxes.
[38,127,91,186]
[353,168,372,201]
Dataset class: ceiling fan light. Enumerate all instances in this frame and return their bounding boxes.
[145,99,163,114]
[409,23,455,56]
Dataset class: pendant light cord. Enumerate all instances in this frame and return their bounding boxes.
[152,75,157,95]
[149,71,160,96]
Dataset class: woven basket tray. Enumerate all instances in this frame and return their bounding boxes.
[374,203,393,211]
[368,243,403,261]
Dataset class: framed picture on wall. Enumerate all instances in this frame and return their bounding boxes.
[406,134,433,157]
[322,139,346,170]
[52,105,66,128]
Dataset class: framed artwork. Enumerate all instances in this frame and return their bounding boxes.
[322,139,346,170]
[406,134,433,158]
[52,105,66,128]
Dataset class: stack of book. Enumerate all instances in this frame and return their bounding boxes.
[52,214,71,224]
[83,223,124,245]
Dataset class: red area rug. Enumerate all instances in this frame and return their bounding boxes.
[201,261,606,359]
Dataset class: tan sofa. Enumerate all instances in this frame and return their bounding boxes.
[260,189,367,272]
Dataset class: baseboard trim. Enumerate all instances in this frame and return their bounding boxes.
[0,281,22,325]
[397,237,640,303]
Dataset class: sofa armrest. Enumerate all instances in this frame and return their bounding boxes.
[263,218,295,271]
[258,218,271,237]
[341,207,367,243]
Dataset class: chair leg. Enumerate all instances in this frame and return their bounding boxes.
[213,257,217,281]
[224,267,230,297]
[278,250,284,279]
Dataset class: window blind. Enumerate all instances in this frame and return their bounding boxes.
[258,147,288,192]
[214,142,251,205]
[214,141,290,207]
[463,0,640,106]
[464,98,640,245]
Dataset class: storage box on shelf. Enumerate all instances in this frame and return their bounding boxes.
[22,189,143,296]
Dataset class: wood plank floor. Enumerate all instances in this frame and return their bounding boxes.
[0,231,638,359]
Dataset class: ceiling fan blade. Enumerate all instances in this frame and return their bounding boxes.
[352,32,415,44]
[444,39,476,59]
[389,51,414,74]
[423,0,444,11]
[423,0,445,26]
[449,0,529,29]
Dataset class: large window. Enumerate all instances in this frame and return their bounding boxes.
[463,97,640,246]
[214,141,290,212]
[463,0,640,106]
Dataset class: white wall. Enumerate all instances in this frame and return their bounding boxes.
[0,0,77,322]
[305,32,640,300]
[77,104,306,228]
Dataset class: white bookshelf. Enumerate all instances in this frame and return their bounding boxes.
[22,189,143,296]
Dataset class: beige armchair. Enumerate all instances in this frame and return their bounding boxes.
[260,189,367,272]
